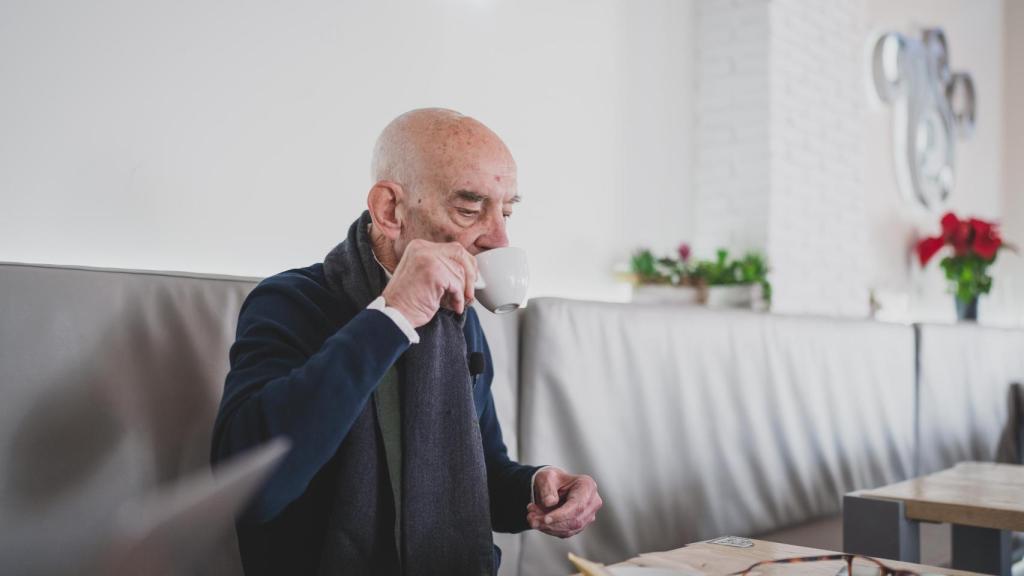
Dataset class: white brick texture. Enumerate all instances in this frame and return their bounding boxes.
[695,0,869,317]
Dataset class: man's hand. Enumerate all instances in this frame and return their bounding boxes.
[527,467,603,539]
[381,239,478,328]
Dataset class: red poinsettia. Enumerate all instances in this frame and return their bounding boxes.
[941,212,972,256]
[970,218,1001,259]
[917,212,1007,266]
[916,236,945,266]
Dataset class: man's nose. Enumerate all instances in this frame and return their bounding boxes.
[475,211,509,251]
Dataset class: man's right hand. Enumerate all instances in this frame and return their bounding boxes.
[381,239,478,328]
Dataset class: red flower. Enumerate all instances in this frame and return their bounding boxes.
[970,218,1002,260]
[917,236,946,267]
[940,212,959,237]
[940,212,972,256]
[677,243,691,262]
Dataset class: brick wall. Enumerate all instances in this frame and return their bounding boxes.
[695,0,869,316]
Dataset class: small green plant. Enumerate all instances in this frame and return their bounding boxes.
[738,252,771,302]
[939,254,992,303]
[630,249,671,284]
[690,249,771,300]
[692,249,736,285]
[630,245,771,302]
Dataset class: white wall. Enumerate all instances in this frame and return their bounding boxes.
[998,0,1024,325]
[615,0,696,269]
[863,0,1006,322]
[768,0,869,317]
[693,0,772,257]
[694,0,869,318]
[0,0,695,302]
[690,0,1010,320]
[2,0,1017,318]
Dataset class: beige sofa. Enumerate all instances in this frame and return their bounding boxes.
[1,262,1021,575]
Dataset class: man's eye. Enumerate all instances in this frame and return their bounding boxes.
[457,208,480,217]
[503,212,513,220]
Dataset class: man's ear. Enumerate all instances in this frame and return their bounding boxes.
[367,182,404,241]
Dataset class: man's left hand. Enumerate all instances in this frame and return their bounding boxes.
[527,467,603,538]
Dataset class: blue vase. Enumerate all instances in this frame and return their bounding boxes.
[955,296,979,321]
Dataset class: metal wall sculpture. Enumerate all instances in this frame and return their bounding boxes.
[872,29,976,211]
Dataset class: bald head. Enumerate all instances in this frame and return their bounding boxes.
[370,108,515,197]
[366,108,519,266]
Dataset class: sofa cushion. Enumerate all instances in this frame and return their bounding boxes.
[916,323,1024,474]
[516,298,916,574]
[0,264,529,575]
[0,263,256,573]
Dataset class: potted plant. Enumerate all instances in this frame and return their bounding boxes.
[691,249,771,308]
[629,245,700,304]
[629,244,771,309]
[916,212,1014,321]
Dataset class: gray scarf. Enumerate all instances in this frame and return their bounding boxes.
[318,211,494,576]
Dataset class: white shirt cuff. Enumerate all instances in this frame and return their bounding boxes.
[530,465,553,506]
[367,296,420,344]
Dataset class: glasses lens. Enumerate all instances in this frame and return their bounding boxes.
[747,557,884,576]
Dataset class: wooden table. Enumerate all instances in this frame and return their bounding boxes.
[844,462,1024,576]
[608,538,981,575]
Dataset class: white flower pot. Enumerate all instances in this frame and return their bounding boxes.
[632,284,701,305]
[704,285,755,308]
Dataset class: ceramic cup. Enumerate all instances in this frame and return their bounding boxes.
[473,247,529,314]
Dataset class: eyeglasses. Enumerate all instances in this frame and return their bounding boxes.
[728,554,921,576]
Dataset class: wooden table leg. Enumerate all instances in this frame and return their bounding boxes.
[951,524,1011,576]
[843,494,920,563]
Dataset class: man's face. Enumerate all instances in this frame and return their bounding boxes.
[397,132,519,257]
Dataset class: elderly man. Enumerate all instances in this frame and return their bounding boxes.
[211,108,602,575]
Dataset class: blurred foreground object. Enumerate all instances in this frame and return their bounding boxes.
[1,436,287,576]
[0,263,270,575]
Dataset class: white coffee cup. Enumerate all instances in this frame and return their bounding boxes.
[473,247,529,314]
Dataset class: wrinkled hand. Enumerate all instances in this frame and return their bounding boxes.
[527,467,602,539]
[381,239,478,328]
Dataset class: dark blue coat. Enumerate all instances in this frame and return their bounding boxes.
[211,263,537,574]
